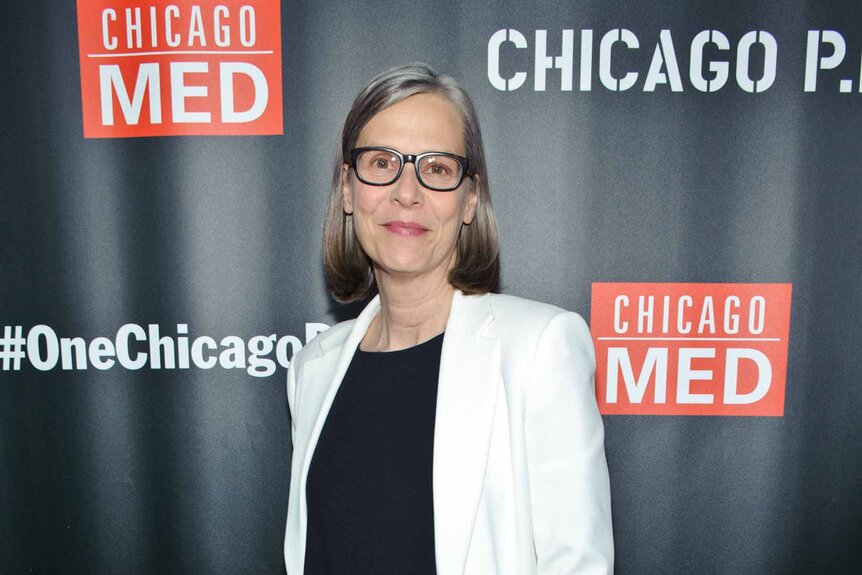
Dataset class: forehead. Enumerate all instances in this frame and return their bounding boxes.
[356,92,465,155]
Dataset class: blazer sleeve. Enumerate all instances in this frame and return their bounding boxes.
[525,311,614,574]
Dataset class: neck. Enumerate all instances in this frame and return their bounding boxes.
[361,269,456,352]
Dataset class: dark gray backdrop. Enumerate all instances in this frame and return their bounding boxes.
[1,1,860,573]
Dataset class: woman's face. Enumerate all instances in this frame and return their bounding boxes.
[342,93,478,285]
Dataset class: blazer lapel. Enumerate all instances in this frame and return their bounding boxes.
[295,295,381,552]
[434,291,502,575]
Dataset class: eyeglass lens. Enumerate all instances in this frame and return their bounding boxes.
[355,149,463,190]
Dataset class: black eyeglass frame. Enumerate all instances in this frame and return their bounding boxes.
[349,146,471,192]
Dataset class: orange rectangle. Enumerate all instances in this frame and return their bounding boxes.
[590,282,792,416]
[77,0,282,138]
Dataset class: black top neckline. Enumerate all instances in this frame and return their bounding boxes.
[357,331,445,355]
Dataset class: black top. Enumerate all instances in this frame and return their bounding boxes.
[304,333,443,575]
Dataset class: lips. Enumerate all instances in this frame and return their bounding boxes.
[383,220,429,236]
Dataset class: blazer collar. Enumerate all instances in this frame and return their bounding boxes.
[433,291,502,574]
[299,290,501,574]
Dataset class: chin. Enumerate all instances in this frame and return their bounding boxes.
[378,261,428,276]
[374,253,439,276]
[376,248,425,269]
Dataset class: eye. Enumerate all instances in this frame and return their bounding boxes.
[421,156,456,176]
[359,150,400,173]
[428,162,450,175]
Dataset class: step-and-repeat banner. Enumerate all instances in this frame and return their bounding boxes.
[1,1,860,573]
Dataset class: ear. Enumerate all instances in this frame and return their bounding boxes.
[341,164,354,215]
[462,176,480,224]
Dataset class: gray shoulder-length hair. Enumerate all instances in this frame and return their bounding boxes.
[323,63,500,303]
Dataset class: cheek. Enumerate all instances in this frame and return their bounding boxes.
[350,187,387,244]
[352,187,386,229]
[429,198,469,246]
[439,190,473,227]
[354,188,381,212]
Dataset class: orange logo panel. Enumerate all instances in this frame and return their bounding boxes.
[77,0,282,138]
[591,283,792,416]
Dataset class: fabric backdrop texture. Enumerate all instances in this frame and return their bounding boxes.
[1,1,860,573]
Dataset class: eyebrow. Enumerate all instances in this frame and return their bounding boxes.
[358,144,465,155]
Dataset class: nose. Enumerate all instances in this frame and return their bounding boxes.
[390,161,424,206]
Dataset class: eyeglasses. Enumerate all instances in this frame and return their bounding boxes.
[349,147,471,192]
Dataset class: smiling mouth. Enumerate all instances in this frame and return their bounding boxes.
[383,221,429,236]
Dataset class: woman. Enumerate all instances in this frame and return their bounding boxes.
[284,63,613,574]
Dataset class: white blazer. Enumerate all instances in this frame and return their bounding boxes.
[284,290,613,574]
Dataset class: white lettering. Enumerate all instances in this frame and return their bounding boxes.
[488,29,528,91]
[248,334,277,377]
[239,5,256,47]
[170,62,211,123]
[690,30,730,92]
[580,30,593,91]
[219,336,246,369]
[188,5,207,46]
[191,336,218,369]
[149,6,158,48]
[535,29,574,91]
[697,296,716,334]
[643,30,683,92]
[614,295,629,334]
[214,5,230,47]
[89,337,116,370]
[736,30,777,93]
[723,296,740,334]
[220,62,268,122]
[176,324,190,369]
[804,30,846,92]
[724,348,772,404]
[638,295,654,334]
[165,5,181,47]
[606,347,668,403]
[677,295,693,334]
[99,63,162,126]
[60,337,87,370]
[125,7,142,49]
[677,348,714,404]
[102,9,118,50]
[27,325,59,371]
[749,296,766,334]
[148,324,175,369]
[116,323,147,370]
[599,28,639,91]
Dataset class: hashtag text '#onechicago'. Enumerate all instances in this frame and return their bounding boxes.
[1,323,329,378]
